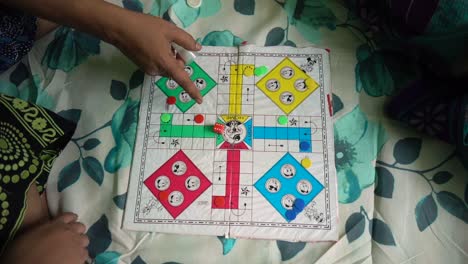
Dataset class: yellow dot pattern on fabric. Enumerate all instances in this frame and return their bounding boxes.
[21,170,29,179]
[11,175,19,183]
[29,164,37,173]
[0,139,7,149]
[0,95,71,250]
[2,176,10,184]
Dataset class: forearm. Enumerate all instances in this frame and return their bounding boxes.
[1,0,124,44]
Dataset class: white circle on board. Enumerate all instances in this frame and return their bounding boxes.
[265,178,281,193]
[155,175,170,191]
[294,79,308,92]
[280,164,296,178]
[297,180,312,195]
[280,67,294,79]
[172,161,187,176]
[194,78,207,90]
[184,66,193,76]
[266,79,280,92]
[185,176,201,191]
[168,191,184,207]
[179,91,191,103]
[166,79,179,89]
[281,194,296,210]
[279,92,294,105]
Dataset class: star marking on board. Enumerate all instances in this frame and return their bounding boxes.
[170,139,180,147]
[289,118,298,126]
[241,186,250,196]
[220,75,228,83]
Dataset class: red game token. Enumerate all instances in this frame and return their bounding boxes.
[194,114,204,124]
[159,191,169,201]
[166,96,176,105]
[214,197,225,207]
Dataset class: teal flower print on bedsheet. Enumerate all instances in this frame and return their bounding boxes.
[171,0,221,28]
[354,44,420,97]
[281,0,337,43]
[334,106,388,203]
[104,97,140,173]
[42,27,101,72]
[57,72,142,192]
[197,30,243,46]
[0,63,55,110]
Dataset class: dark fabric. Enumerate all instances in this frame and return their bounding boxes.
[347,0,468,168]
[0,6,37,73]
[0,94,76,254]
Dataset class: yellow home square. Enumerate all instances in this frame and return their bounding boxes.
[256,58,319,115]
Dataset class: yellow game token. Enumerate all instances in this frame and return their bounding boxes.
[243,66,254,77]
[301,158,312,168]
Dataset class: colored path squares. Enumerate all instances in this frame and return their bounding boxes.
[159,114,217,139]
[253,126,312,152]
[156,62,217,113]
[144,150,212,218]
[254,153,324,222]
[229,64,254,114]
[216,115,253,150]
[256,58,319,115]
[212,150,241,209]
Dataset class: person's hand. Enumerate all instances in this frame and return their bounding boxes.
[2,213,89,264]
[111,11,203,103]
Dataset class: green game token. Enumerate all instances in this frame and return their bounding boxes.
[161,113,172,123]
[278,115,288,125]
[254,66,268,77]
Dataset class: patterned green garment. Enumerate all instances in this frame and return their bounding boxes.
[0,94,76,254]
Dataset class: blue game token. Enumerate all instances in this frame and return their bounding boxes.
[294,199,305,212]
[285,210,297,221]
[299,141,310,151]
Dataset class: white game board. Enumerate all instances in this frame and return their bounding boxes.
[123,46,338,242]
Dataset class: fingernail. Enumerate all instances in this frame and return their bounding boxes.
[196,43,202,50]
[196,98,203,104]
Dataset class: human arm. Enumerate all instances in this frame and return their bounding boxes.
[1,0,203,103]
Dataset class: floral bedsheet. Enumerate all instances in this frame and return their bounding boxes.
[0,0,466,263]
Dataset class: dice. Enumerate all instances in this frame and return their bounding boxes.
[213,123,224,134]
